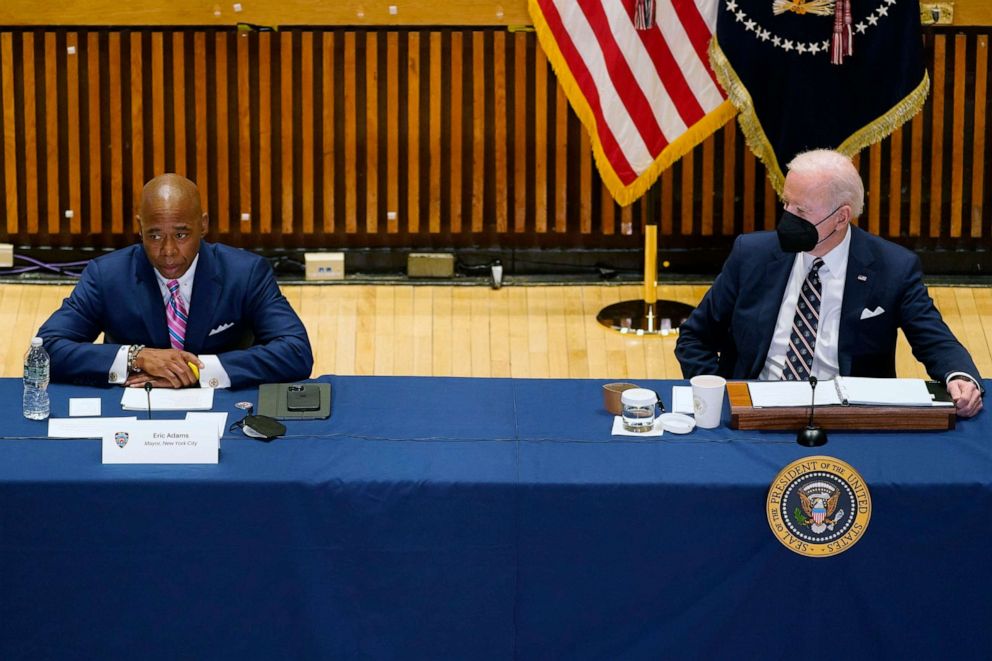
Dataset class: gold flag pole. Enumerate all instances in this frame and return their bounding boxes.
[596,222,695,335]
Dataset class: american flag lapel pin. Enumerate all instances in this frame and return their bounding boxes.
[857,274,868,282]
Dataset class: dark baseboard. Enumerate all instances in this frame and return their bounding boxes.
[7,244,992,283]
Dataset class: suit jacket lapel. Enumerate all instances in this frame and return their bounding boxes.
[133,248,171,348]
[838,227,876,375]
[184,242,219,353]
[750,251,796,377]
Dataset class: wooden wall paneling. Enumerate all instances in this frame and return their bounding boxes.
[321,31,335,234]
[236,31,251,232]
[301,31,315,235]
[471,31,485,233]
[493,30,508,233]
[601,181,615,235]
[533,35,547,233]
[909,112,923,236]
[700,135,714,235]
[680,151,693,236]
[579,127,591,233]
[1,33,16,235]
[450,31,464,235]
[215,32,230,234]
[888,126,903,237]
[129,32,143,231]
[258,32,272,234]
[365,30,378,235]
[721,122,735,235]
[86,32,102,235]
[972,35,988,238]
[108,32,123,234]
[385,31,398,234]
[279,31,293,235]
[660,167,673,236]
[429,31,441,233]
[406,31,420,234]
[512,31,527,233]
[150,32,164,176]
[741,146,755,233]
[762,171,776,231]
[0,0,536,28]
[342,31,357,234]
[172,32,186,176]
[867,142,882,235]
[554,82,567,233]
[620,200,632,236]
[18,33,34,236]
[44,32,58,236]
[192,32,207,220]
[950,33,967,238]
[65,33,81,235]
[929,34,946,239]
[0,26,988,262]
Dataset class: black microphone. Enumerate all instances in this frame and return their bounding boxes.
[144,382,153,420]
[797,375,827,447]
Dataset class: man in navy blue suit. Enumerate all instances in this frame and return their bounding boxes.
[39,174,313,389]
[676,149,982,417]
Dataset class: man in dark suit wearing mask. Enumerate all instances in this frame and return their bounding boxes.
[675,149,982,417]
[39,174,313,389]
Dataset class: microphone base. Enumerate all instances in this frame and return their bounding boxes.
[796,425,828,447]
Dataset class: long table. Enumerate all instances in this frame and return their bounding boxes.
[1,376,990,659]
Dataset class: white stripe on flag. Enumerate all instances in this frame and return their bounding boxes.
[599,2,688,144]
[656,0,725,111]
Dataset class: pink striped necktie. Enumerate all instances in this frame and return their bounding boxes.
[165,279,188,350]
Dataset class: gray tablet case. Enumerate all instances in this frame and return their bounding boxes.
[257,383,332,420]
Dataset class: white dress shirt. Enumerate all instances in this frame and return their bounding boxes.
[108,254,231,388]
[760,229,852,381]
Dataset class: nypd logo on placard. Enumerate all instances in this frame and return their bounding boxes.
[767,456,872,557]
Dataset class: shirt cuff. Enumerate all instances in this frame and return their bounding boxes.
[946,371,984,394]
[109,346,129,384]
[198,355,231,389]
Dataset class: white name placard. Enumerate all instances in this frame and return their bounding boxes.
[102,420,219,464]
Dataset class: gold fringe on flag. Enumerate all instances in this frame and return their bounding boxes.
[529,0,736,207]
[708,36,929,194]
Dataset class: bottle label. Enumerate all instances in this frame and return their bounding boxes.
[25,366,48,382]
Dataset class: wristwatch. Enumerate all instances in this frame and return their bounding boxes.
[127,344,145,374]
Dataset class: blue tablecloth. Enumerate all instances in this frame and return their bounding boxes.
[1,376,990,659]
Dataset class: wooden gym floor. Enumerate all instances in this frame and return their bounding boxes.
[2,283,991,381]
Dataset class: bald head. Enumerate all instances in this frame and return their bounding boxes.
[137,174,208,280]
[139,173,203,220]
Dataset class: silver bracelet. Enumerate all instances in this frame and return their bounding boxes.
[127,344,145,374]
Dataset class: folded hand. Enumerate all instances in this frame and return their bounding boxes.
[129,348,203,388]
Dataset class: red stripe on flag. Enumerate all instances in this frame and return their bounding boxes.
[536,0,638,184]
[576,0,668,156]
[671,0,722,89]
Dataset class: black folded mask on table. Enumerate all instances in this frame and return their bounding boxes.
[230,407,286,442]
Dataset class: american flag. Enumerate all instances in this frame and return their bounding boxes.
[529,0,736,206]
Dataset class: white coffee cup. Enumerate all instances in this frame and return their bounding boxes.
[690,375,727,429]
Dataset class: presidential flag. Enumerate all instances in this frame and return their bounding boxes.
[529,0,737,206]
[710,0,929,192]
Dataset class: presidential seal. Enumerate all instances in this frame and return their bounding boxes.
[766,456,871,557]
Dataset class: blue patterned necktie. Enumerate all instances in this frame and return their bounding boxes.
[783,258,825,381]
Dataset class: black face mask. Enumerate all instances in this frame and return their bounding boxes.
[776,205,842,253]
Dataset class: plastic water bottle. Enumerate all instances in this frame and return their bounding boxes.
[23,336,50,420]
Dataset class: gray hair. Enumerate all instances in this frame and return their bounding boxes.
[786,149,865,217]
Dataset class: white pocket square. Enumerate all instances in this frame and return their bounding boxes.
[209,322,235,336]
[860,306,885,320]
